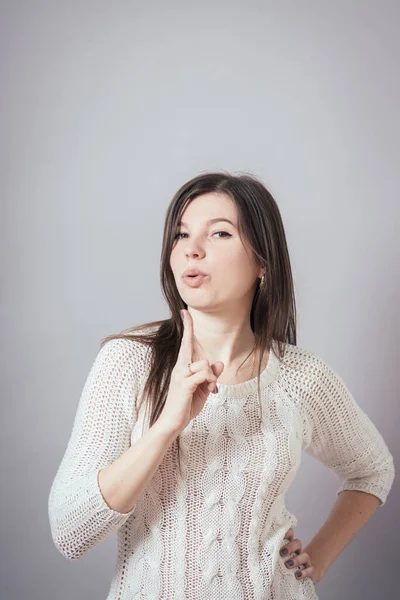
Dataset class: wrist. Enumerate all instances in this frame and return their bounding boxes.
[303,544,327,582]
[153,416,182,439]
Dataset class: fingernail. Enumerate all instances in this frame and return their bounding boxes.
[215,385,219,393]
[296,571,302,578]
[285,560,294,567]
[280,548,288,556]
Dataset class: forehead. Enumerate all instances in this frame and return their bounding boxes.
[179,192,237,225]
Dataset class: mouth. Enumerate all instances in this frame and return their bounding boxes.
[182,271,207,278]
[182,274,208,287]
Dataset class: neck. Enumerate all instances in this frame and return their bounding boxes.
[188,309,256,369]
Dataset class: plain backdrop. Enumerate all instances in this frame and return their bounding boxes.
[1,1,399,599]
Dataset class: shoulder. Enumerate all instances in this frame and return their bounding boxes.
[276,341,345,401]
[277,342,354,420]
[96,331,155,377]
[98,336,148,359]
[276,341,325,379]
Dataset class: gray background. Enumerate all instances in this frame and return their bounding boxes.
[1,1,399,599]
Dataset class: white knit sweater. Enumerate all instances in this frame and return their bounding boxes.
[48,336,395,600]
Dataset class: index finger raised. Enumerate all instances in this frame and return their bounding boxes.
[177,309,193,365]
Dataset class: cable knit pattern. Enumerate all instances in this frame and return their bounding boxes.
[48,336,395,599]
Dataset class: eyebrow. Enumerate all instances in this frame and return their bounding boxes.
[177,217,236,228]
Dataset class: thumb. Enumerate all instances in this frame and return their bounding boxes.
[211,361,225,380]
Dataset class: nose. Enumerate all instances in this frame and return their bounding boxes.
[184,246,205,259]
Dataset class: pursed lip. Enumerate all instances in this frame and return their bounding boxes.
[181,268,208,278]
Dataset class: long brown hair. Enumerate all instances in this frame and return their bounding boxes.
[100,170,297,472]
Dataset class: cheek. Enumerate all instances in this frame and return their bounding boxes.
[229,245,254,265]
[225,251,256,279]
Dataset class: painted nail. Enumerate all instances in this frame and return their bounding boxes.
[296,571,302,578]
[280,548,288,556]
[285,560,294,567]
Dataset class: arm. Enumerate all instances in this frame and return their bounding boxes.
[300,353,395,578]
[303,489,380,580]
[48,338,176,560]
[98,418,178,514]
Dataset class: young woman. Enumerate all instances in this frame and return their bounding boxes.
[48,171,395,600]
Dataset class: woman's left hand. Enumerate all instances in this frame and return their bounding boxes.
[279,528,323,585]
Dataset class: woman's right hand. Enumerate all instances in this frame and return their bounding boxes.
[158,309,225,434]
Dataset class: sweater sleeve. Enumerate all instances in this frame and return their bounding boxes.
[301,353,395,506]
[48,337,149,560]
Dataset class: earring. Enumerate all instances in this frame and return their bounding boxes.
[259,274,265,289]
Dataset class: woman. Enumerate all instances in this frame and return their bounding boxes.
[48,171,395,599]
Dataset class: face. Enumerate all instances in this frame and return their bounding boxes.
[170,192,263,312]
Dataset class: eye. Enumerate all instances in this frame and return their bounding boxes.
[214,231,232,239]
[174,231,232,240]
